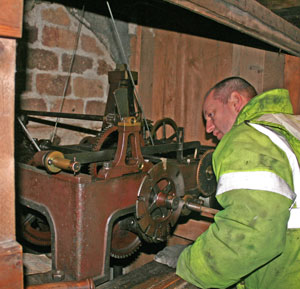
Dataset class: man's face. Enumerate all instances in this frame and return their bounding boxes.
[203,90,238,140]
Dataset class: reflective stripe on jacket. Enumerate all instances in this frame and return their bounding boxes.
[217,119,300,229]
[249,121,300,228]
[252,114,300,229]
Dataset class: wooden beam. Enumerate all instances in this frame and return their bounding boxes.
[98,261,198,289]
[256,0,300,10]
[0,0,23,38]
[163,0,300,57]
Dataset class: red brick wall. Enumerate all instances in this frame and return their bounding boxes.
[17,3,115,144]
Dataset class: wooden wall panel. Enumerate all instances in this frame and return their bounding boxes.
[232,45,265,94]
[138,28,156,118]
[284,54,300,114]
[232,45,285,93]
[173,34,186,128]
[138,29,233,145]
[178,34,205,143]
[152,29,180,122]
[133,27,297,147]
[263,52,285,91]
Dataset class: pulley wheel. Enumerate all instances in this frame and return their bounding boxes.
[196,149,217,197]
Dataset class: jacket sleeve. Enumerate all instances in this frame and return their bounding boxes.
[176,125,294,288]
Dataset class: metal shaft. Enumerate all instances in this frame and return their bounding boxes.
[186,201,219,215]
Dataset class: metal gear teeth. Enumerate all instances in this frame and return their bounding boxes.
[110,240,142,259]
[88,124,117,176]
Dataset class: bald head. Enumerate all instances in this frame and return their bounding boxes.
[205,77,257,104]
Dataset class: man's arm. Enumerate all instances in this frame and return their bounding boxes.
[176,188,291,288]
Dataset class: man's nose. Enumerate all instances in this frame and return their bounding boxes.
[206,119,215,133]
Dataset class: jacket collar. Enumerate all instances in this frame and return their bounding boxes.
[234,89,293,126]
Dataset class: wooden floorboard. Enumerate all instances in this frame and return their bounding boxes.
[96,261,198,289]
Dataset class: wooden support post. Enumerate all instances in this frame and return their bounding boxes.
[0,241,23,289]
[0,1,24,289]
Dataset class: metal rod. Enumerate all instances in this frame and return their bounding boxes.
[21,110,104,121]
[62,141,201,164]
[28,117,100,135]
[17,117,41,151]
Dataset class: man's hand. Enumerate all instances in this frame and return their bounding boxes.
[154,244,188,268]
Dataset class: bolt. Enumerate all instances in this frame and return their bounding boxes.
[171,197,179,210]
[103,162,111,169]
[52,269,65,281]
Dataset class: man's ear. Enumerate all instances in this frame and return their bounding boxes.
[228,91,243,113]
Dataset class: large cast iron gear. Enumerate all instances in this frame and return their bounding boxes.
[110,217,141,259]
[136,161,185,243]
[22,214,51,247]
[18,206,51,251]
[79,136,97,146]
[150,118,178,144]
[88,125,118,177]
[196,149,217,197]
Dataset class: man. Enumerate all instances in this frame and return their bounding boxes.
[176,77,300,288]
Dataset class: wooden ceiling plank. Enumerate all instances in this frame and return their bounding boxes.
[163,0,300,56]
[256,0,300,10]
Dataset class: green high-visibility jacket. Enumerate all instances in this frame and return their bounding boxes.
[176,89,300,289]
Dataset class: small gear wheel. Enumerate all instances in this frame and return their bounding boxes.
[150,118,178,144]
[196,149,217,197]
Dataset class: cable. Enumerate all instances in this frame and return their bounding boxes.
[17,117,41,151]
[50,4,85,143]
